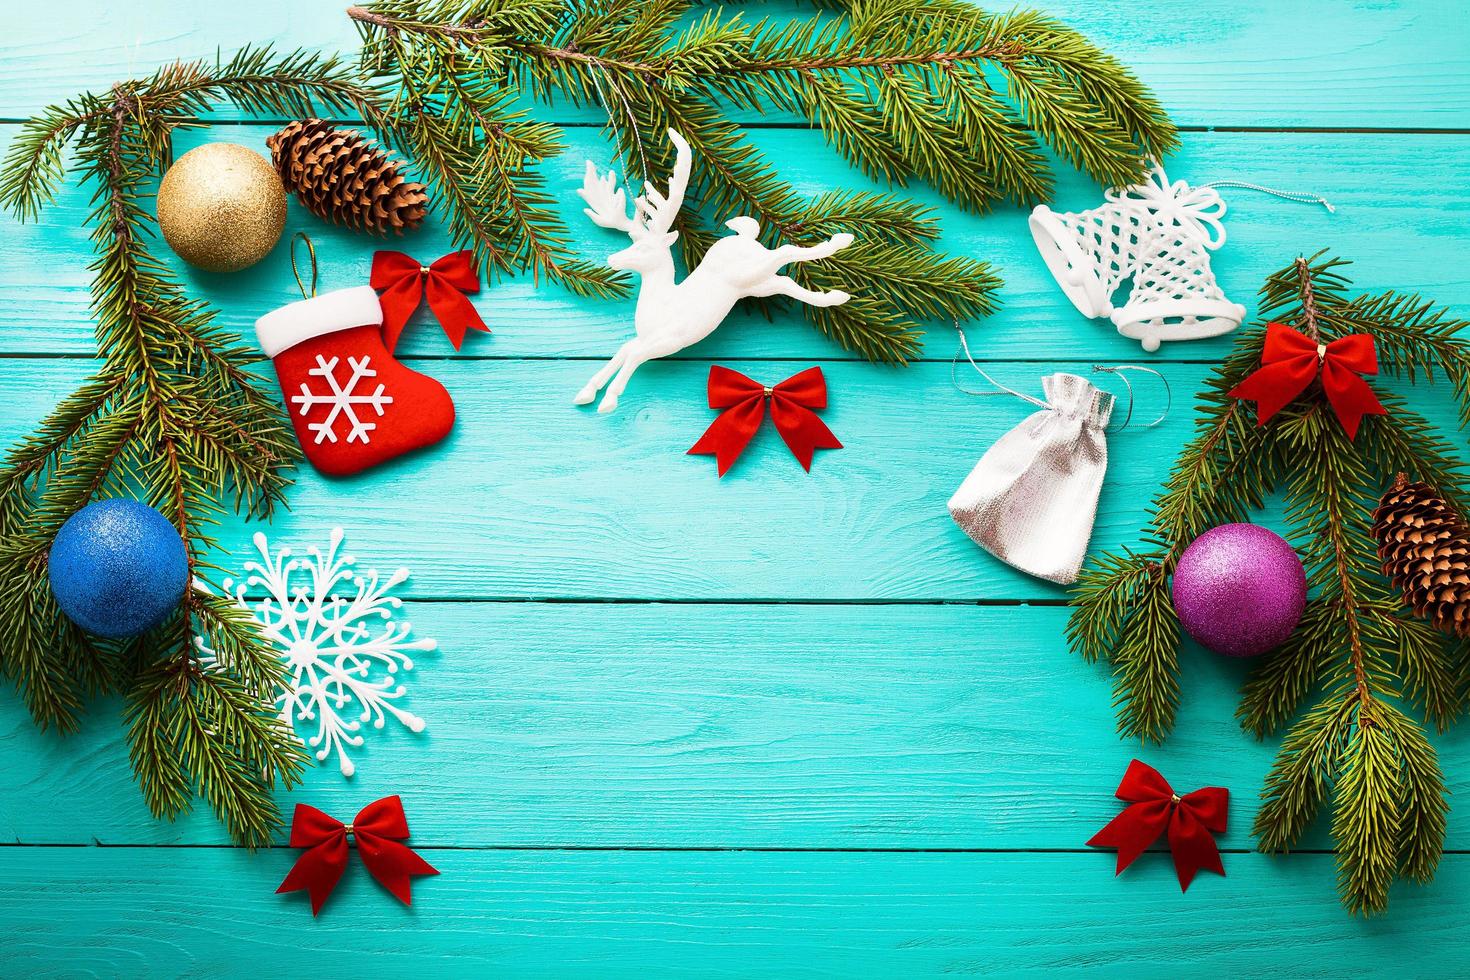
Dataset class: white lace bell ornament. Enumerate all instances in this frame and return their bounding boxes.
[1030,162,1245,352]
[1107,168,1246,351]
[1028,179,1157,322]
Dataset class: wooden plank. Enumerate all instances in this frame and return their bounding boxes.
[7,356,1466,602]
[3,603,1468,849]
[0,125,1460,362]
[1,0,1466,966]
[1,1,1466,129]
[0,355,1198,601]
[2,846,1468,975]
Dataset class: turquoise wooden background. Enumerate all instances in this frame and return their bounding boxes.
[2,1,1469,975]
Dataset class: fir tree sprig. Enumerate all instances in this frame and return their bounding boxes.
[372,35,626,297]
[1068,253,1470,915]
[0,48,388,846]
[348,0,1173,360]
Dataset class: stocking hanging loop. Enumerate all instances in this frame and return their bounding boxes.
[290,231,318,300]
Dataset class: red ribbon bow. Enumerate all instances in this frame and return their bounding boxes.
[1087,760,1229,892]
[688,366,843,476]
[1228,321,1386,440]
[276,796,439,915]
[371,250,489,352]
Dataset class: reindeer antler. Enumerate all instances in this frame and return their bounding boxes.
[578,160,638,237]
[634,130,691,236]
[579,131,691,242]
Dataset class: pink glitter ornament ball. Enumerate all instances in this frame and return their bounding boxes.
[1172,523,1306,658]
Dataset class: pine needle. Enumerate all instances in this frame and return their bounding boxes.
[348,0,1176,359]
[1070,253,1469,914]
[0,46,373,844]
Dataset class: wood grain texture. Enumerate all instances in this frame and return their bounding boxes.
[4,0,1470,971]
[1,0,1466,128]
[3,847,1470,977]
[8,357,1465,603]
[3,602,1468,849]
[0,125,1463,362]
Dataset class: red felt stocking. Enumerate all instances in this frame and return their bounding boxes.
[255,286,454,477]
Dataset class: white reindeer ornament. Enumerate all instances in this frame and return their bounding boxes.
[575,130,854,412]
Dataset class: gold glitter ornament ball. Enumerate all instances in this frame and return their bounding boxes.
[156,144,287,272]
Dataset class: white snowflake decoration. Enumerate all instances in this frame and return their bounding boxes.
[291,354,393,445]
[214,528,434,777]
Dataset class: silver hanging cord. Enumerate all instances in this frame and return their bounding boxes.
[952,327,1049,408]
[587,62,649,188]
[1092,364,1171,431]
[1200,179,1335,214]
[951,325,1170,432]
[1101,366,1135,430]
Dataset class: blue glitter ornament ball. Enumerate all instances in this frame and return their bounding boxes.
[47,499,188,638]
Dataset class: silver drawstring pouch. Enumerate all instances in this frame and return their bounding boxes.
[948,373,1114,585]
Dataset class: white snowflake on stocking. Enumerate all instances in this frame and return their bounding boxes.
[291,354,393,445]
[212,528,434,777]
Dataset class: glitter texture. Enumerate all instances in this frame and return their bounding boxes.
[1172,523,1306,658]
[157,143,286,272]
[47,499,188,638]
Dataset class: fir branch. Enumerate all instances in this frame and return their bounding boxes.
[348,0,1174,359]
[1108,563,1180,741]
[1068,351,1278,741]
[1352,290,1470,428]
[1237,602,1335,738]
[1388,702,1449,885]
[1367,606,1464,733]
[0,372,129,513]
[464,0,1179,192]
[126,647,306,847]
[1254,694,1348,853]
[794,189,941,248]
[0,102,99,221]
[788,70,909,185]
[1359,394,1470,518]
[0,46,361,844]
[873,65,999,212]
[934,62,1050,206]
[1331,707,1403,915]
[383,51,628,295]
[1067,549,1161,664]
[0,569,89,731]
[1073,254,1468,914]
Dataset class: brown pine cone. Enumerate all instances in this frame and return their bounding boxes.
[1372,473,1470,636]
[266,119,427,234]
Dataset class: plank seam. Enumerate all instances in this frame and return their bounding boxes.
[228,596,1074,606]
[0,352,1240,366]
[3,117,1469,135]
[5,843,1466,855]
